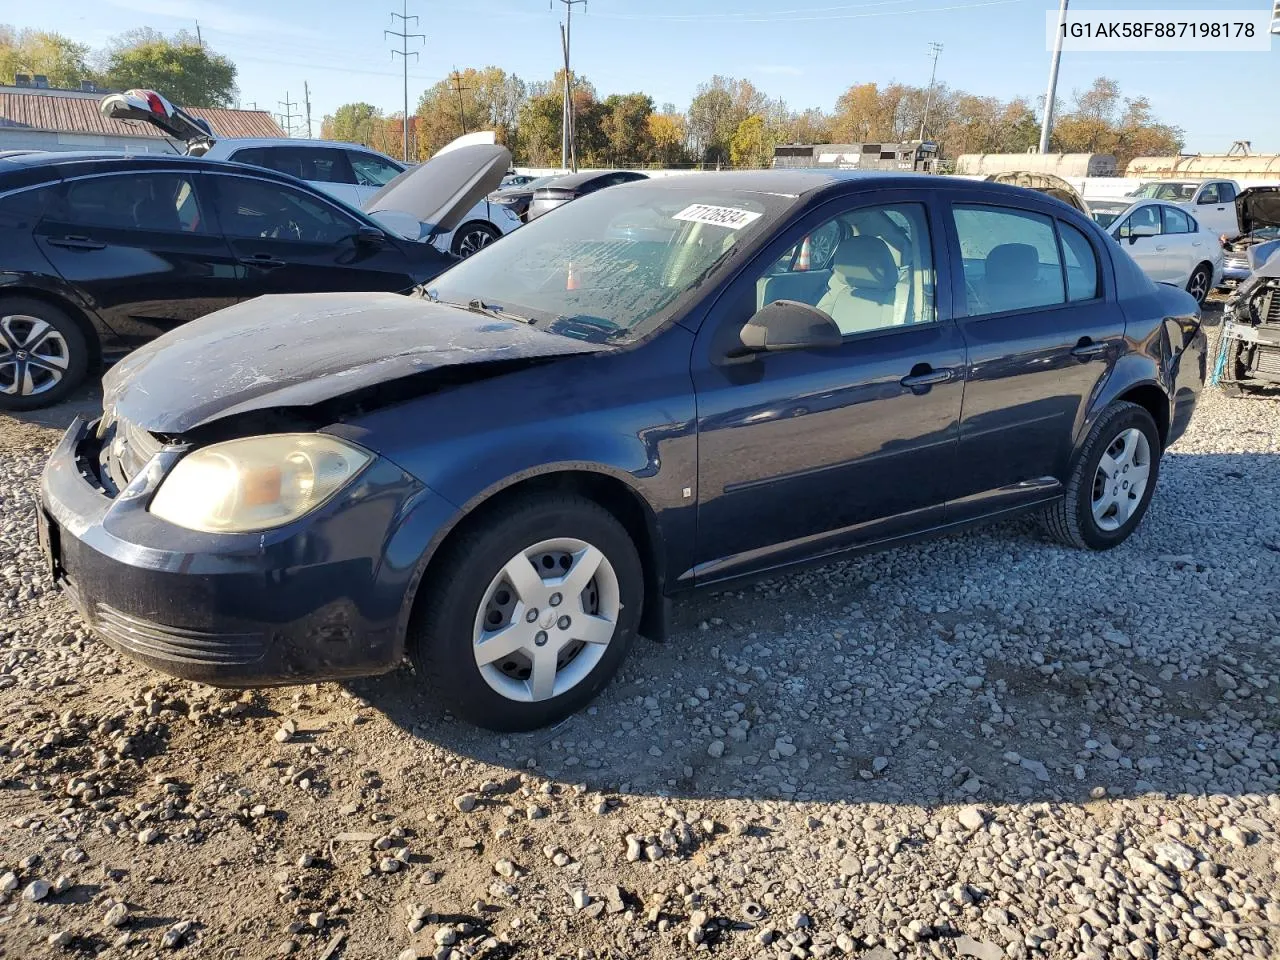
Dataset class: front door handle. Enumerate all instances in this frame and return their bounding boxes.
[900,366,954,389]
[239,254,286,269]
[1192,241,1203,247]
[47,235,106,251]
[1155,244,1168,252]
[1071,339,1109,360]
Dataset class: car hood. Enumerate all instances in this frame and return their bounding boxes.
[1236,187,1280,235]
[101,293,603,434]
[99,89,215,154]
[363,134,510,237]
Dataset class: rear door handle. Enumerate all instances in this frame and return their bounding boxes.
[239,254,286,269]
[900,367,955,389]
[1071,339,1109,360]
[47,235,106,251]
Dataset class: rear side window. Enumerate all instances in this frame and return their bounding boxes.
[61,173,207,233]
[1059,221,1100,302]
[1163,206,1193,235]
[952,205,1065,314]
[1219,182,1237,202]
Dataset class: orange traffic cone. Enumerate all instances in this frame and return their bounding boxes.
[566,261,578,290]
[795,236,811,271]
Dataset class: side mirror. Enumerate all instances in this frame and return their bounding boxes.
[737,300,842,355]
[1128,226,1158,245]
[355,224,386,247]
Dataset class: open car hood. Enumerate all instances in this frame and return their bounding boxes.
[101,292,603,434]
[985,172,1090,215]
[99,89,215,155]
[362,133,510,239]
[1236,187,1280,235]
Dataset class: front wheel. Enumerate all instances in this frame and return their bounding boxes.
[1041,401,1162,550]
[450,222,501,258]
[0,297,90,411]
[1186,264,1212,305]
[410,494,643,731]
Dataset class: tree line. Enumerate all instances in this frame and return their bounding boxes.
[325,70,1183,172]
[1,25,237,108]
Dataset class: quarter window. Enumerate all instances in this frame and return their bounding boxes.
[61,173,207,233]
[1058,221,1100,302]
[1163,206,1193,235]
[952,205,1064,314]
[759,202,936,335]
[215,176,360,243]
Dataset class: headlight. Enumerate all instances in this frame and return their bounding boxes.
[149,434,372,533]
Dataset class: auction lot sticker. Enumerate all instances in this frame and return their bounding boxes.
[1046,9,1273,51]
[673,204,763,230]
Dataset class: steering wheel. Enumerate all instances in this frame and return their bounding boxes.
[264,219,303,241]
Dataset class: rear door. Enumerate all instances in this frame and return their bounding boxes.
[34,170,241,343]
[206,171,416,297]
[944,197,1126,520]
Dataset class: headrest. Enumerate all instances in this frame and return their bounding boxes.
[985,243,1040,286]
[830,236,897,291]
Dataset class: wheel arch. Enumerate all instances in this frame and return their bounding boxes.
[0,285,103,370]
[449,219,502,254]
[1107,381,1171,448]
[400,466,669,656]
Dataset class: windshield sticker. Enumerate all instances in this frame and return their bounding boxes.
[673,203,763,230]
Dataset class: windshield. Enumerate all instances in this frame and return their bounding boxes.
[428,182,792,342]
[1132,182,1196,201]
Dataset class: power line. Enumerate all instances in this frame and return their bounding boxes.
[918,41,943,141]
[448,69,472,135]
[386,0,426,162]
[278,92,301,137]
[551,0,587,171]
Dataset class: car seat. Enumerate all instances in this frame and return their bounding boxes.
[815,236,899,334]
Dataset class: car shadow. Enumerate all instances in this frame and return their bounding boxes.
[355,446,1279,809]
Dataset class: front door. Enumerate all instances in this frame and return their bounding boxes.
[1114,204,1171,280]
[692,194,966,584]
[206,172,415,298]
[34,170,241,344]
[944,198,1127,520]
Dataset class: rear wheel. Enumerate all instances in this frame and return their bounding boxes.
[0,296,90,411]
[1186,263,1212,305]
[1042,401,1162,550]
[450,222,501,258]
[410,494,643,731]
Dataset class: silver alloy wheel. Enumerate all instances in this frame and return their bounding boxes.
[456,227,497,258]
[0,314,70,397]
[1188,266,1210,304]
[472,537,621,703]
[1091,427,1152,532]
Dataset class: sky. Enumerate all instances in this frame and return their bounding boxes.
[14,0,1280,153]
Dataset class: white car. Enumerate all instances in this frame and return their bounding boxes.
[1096,199,1224,305]
[100,90,520,257]
[1126,179,1242,236]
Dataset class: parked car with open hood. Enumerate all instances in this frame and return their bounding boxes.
[1093,199,1223,305]
[99,90,521,257]
[39,171,1205,730]
[526,169,649,221]
[1219,186,1280,289]
[1216,186,1280,393]
[0,141,508,408]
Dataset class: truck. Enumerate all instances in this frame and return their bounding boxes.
[1123,178,1242,236]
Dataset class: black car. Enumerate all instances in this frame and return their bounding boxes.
[526,169,650,220]
[39,171,1205,731]
[0,144,508,409]
[487,175,559,223]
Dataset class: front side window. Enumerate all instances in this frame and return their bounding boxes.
[62,173,207,233]
[215,176,360,243]
[428,185,793,342]
[234,147,354,185]
[1163,206,1193,235]
[1198,183,1220,205]
[348,151,403,187]
[952,205,1064,314]
[1117,204,1162,239]
[757,202,936,336]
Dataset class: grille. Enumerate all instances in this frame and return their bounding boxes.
[1265,287,1280,325]
[1224,254,1250,270]
[94,602,267,667]
[1256,346,1280,377]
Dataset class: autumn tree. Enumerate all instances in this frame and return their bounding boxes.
[600,93,654,166]
[647,111,689,166]
[729,115,773,168]
[412,67,526,159]
[1051,77,1183,169]
[516,71,604,167]
[0,25,94,87]
[101,29,236,108]
[687,76,767,165]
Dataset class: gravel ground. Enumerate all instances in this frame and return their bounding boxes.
[1,312,1278,960]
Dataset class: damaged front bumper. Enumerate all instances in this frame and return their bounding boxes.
[38,417,454,686]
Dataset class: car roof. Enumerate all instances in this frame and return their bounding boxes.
[207,138,400,157]
[0,150,320,189]
[542,169,650,189]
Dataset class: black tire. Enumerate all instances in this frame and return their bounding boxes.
[410,494,644,731]
[1041,401,1162,551]
[1186,263,1212,305]
[450,222,501,258]
[0,296,90,411]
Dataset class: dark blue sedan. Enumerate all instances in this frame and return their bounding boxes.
[39,171,1207,730]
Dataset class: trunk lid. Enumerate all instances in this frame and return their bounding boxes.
[99,89,215,155]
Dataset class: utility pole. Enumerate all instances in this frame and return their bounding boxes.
[918,42,943,142]
[195,21,203,46]
[1040,0,1069,154]
[386,0,425,162]
[278,92,300,138]
[448,70,471,135]
[303,81,313,139]
[551,0,587,171]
